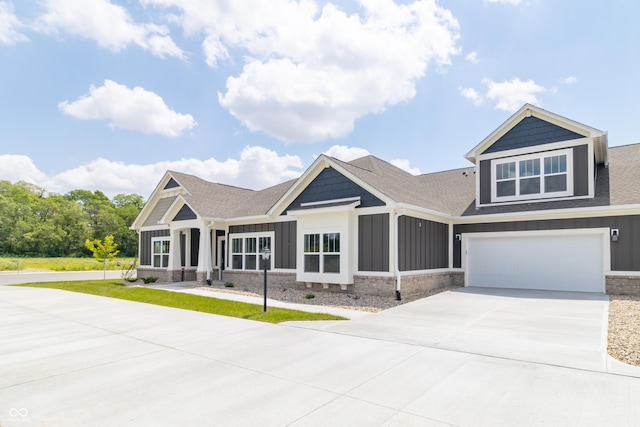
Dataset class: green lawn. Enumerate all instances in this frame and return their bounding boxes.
[0,257,136,272]
[14,280,347,323]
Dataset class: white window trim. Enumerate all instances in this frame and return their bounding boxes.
[151,237,170,268]
[491,148,574,203]
[228,232,275,271]
[303,232,341,274]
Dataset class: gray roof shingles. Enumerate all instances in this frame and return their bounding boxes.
[165,143,640,221]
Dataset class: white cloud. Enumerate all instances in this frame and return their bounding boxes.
[459,87,483,106]
[36,0,185,59]
[558,76,578,84]
[0,147,305,197]
[465,51,479,64]
[322,145,371,162]
[390,159,421,175]
[461,77,545,112]
[484,78,545,112]
[0,155,48,185]
[485,0,522,5]
[58,80,196,137]
[144,0,460,142]
[0,2,28,45]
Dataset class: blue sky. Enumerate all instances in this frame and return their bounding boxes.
[1,0,638,198]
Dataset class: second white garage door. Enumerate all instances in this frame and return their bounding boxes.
[465,230,607,293]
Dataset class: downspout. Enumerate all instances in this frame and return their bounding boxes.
[394,207,406,301]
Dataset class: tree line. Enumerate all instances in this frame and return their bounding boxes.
[0,180,144,257]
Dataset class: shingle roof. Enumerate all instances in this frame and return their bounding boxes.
[161,143,640,222]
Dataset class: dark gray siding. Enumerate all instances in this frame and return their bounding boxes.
[139,229,170,266]
[285,167,385,213]
[573,144,589,196]
[190,228,200,267]
[229,221,296,269]
[358,214,390,272]
[164,178,179,189]
[398,216,448,271]
[453,215,640,271]
[479,159,491,205]
[483,116,583,154]
[173,204,197,221]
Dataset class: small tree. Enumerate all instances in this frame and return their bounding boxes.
[85,234,120,279]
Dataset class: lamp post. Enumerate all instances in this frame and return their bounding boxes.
[261,247,271,312]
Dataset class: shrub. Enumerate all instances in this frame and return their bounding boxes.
[126,277,138,283]
[305,293,315,299]
[224,282,234,288]
[142,277,158,284]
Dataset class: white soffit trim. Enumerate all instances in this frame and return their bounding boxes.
[465,103,607,163]
[288,198,361,216]
[131,170,175,229]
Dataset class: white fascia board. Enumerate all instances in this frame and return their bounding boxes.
[466,104,606,163]
[288,201,360,216]
[475,137,592,162]
[454,203,640,224]
[395,202,455,222]
[268,155,396,216]
[131,171,174,229]
[300,196,361,207]
[158,195,200,224]
[266,155,331,216]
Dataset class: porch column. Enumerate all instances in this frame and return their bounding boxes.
[196,220,212,282]
[167,227,183,272]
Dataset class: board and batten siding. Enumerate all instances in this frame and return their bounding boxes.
[228,221,296,269]
[358,213,389,272]
[285,167,385,212]
[190,228,200,267]
[398,216,448,272]
[453,214,640,271]
[139,229,170,266]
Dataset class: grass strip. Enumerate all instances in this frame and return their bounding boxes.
[14,280,347,324]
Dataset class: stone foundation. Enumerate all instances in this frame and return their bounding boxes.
[606,275,640,296]
[353,271,464,298]
[139,266,464,298]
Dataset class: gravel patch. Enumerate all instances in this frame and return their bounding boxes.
[608,294,640,367]
[197,284,460,313]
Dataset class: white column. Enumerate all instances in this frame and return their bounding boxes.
[167,227,183,271]
[197,221,211,278]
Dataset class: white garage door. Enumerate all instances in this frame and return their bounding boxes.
[466,231,605,293]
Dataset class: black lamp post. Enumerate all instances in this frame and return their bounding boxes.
[261,247,271,312]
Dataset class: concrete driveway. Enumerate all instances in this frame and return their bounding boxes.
[295,287,611,372]
[2,285,640,426]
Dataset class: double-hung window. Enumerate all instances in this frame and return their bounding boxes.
[304,232,340,274]
[152,238,170,268]
[230,234,272,271]
[492,149,572,202]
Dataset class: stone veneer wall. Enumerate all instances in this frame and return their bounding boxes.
[606,275,640,296]
[136,268,197,283]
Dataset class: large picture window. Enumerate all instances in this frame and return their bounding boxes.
[304,232,340,274]
[492,149,572,202]
[152,238,170,268]
[230,234,272,271]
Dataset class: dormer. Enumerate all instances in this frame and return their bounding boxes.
[465,104,608,208]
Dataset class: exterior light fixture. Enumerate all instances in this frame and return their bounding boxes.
[261,247,271,312]
[611,229,619,242]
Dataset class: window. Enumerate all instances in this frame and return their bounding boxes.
[304,232,340,274]
[152,238,170,268]
[492,149,572,202]
[230,234,272,271]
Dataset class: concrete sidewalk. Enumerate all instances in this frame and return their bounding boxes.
[2,285,640,426]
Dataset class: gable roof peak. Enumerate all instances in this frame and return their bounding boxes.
[465,104,608,164]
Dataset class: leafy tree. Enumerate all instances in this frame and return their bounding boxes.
[85,235,120,279]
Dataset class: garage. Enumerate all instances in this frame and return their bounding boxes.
[465,229,607,293]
